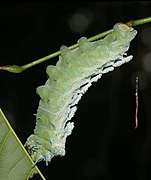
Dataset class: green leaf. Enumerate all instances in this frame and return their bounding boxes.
[0,108,46,180]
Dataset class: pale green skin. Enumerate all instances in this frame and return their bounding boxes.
[24,23,137,165]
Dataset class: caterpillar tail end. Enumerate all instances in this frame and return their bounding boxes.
[24,135,54,166]
[24,122,74,166]
[32,151,54,166]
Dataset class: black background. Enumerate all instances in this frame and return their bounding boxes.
[1,2,151,180]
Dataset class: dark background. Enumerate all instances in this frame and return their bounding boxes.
[0,2,151,180]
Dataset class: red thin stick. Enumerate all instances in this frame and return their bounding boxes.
[135,76,139,129]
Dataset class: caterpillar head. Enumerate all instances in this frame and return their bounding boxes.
[114,22,137,43]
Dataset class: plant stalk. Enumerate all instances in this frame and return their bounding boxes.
[0,16,151,73]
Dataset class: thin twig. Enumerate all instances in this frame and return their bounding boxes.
[0,16,151,73]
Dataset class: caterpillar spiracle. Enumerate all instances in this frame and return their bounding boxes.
[24,23,137,165]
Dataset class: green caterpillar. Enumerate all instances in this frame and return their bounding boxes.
[24,23,137,165]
